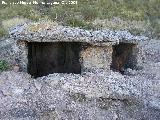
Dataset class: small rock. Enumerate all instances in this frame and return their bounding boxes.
[13,64,20,72]
[34,80,42,90]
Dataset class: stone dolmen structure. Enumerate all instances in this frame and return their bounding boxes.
[10,22,148,77]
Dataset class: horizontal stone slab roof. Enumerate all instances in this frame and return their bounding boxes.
[10,22,148,44]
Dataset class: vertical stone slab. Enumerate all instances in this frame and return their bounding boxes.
[80,45,113,71]
[16,41,28,72]
[130,44,139,68]
[134,43,144,69]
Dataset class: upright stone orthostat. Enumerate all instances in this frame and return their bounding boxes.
[80,44,113,71]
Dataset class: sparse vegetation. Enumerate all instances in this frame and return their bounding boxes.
[0,0,159,38]
[0,60,9,71]
[27,20,57,32]
[2,17,28,30]
[65,18,93,29]
[0,27,8,37]
[70,93,86,102]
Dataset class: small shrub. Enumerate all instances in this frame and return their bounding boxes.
[66,18,93,30]
[66,18,85,27]
[83,22,93,30]
[70,93,86,102]
[0,60,9,71]
[49,5,74,22]
[80,5,98,21]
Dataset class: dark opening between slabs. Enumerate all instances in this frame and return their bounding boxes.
[111,43,137,73]
[27,42,82,78]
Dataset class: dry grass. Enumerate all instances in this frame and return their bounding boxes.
[0,0,159,38]
[0,28,8,37]
[27,20,58,32]
[2,17,28,30]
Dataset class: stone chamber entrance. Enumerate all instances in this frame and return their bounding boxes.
[111,43,137,73]
[28,42,82,78]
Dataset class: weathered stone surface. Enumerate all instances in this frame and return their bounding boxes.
[0,38,28,72]
[10,22,148,43]
[0,38,17,66]
[138,39,160,63]
[80,45,113,70]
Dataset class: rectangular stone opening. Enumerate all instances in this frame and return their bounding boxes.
[27,42,82,78]
[111,43,137,73]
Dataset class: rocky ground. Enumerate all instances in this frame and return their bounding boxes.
[0,37,160,120]
[0,61,160,120]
